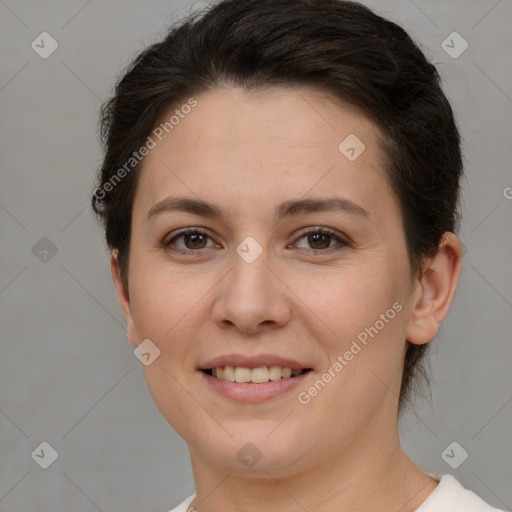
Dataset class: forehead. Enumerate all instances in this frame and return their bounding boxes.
[134,85,396,222]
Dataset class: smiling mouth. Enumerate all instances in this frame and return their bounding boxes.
[201,366,313,384]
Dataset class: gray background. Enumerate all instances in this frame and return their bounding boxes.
[0,0,511,510]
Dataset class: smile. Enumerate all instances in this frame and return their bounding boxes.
[202,365,311,384]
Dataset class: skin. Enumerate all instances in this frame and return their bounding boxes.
[111,86,462,512]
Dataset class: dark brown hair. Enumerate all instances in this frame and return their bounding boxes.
[92,0,463,412]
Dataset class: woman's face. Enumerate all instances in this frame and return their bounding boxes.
[114,86,423,475]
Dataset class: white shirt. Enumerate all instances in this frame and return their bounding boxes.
[166,474,507,512]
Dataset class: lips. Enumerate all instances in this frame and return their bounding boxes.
[199,365,313,402]
[198,353,311,371]
[197,353,314,401]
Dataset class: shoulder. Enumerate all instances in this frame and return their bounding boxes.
[165,493,196,512]
[416,474,508,512]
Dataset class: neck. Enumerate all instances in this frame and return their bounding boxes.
[186,421,438,512]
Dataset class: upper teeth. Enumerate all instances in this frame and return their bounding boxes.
[211,366,304,383]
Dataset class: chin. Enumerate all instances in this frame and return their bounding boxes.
[193,423,310,472]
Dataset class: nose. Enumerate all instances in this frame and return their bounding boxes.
[212,248,291,334]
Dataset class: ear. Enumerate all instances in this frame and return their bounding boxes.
[406,232,463,345]
[110,251,138,348]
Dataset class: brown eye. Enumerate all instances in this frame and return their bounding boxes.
[182,232,208,249]
[165,229,217,253]
[307,232,332,250]
[292,228,348,254]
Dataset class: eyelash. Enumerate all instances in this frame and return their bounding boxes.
[163,227,349,256]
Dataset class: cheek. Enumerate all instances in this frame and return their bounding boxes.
[130,272,203,345]
[127,253,224,374]
[290,256,409,391]
[127,265,212,433]
[289,257,402,334]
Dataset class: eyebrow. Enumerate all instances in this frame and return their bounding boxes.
[146,195,371,223]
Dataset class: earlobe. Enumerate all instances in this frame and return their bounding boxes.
[110,251,139,348]
[405,232,463,346]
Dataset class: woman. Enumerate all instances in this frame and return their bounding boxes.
[92,1,506,510]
